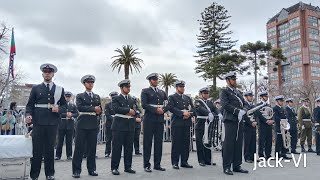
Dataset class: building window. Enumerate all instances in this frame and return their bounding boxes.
[268,38,277,48]
[311,67,320,77]
[309,28,319,40]
[291,54,302,66]
[267,26,277,37]
[269,73,278,81]
[292,80,303,86]
[310,41,320,52]
[289,17,300,29]
[310,53,320,64]
[308,16,318,27]
[282,65,291,82]
[289,29,300,41]
[291,67,302,78]
[290,41,301,54]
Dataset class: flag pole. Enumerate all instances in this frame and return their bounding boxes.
[3,28,14,108]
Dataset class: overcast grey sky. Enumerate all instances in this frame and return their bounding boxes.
[0,0,319,97]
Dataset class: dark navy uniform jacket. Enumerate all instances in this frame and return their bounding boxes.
[105,102,115,128]
[59,102,78,130]
[285,106,297,131]
[168,93,196,127]
[26,83,67,126]
[273,105,287,134]
[141,87,169,123]
[76,92,101,130]
[111,95,136,132]
[194,98,219,130]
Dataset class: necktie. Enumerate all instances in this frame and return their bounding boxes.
[125,95,128,101]
[46,84,50,91]
[89,92,92,98]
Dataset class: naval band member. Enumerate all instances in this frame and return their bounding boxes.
[243,91,258,163]
[273,95,291,159]
[104,91,118,158]
[72,75,102,178]
[255,91,273,159]
[26,63,67,180]
[132,96,143,155]
[111,79,136,175]
[55,91,79,160]
[285,98,299,154]
[168,80,196,169]
[194,87,220,166]
[141,73,168,172]
[219,72,248,175]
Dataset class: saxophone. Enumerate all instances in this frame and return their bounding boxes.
[280,119,291,149]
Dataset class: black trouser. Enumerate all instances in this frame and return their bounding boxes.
[195,128,211,164]
[111,130,134,170]
[222,121,243,170]
[289,129,298,151]
[171,126,190,165]
[243,125,256,161]
[105,126,112,155]
[55,129,73,158]
[316,132,320,154]
[258,124,272,158]
[72,128,98,174]
[30,125,58,178]
[275,133,287,157]
[143,122,164,168]
[134,128,141,153]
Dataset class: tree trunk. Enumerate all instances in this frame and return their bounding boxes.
[124,64,129,79]
[212,76,217,91]
[254,52,258,105]
[165,86,169,97]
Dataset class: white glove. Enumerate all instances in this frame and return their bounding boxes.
[302,125,305,130]
[208,113,214,122]
[218,113,223,120]
[238,110,246,122]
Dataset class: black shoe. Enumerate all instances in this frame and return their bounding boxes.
[135,152,142,155]
[112,169,120,175]
[31,178,38,180]
[301,147,306,153]
[233,167,249,173]
[308,148,316,153]
[291,150,300,154]
[317,153,320,156]
[67,156,72,160]
[205,162,216,166]
[54,157,60,160]
[154,166,166,171]
[105,153,110,158]
[282,155,292,160]
[124,168,136,174]
[72,173,80,178]
[144,167,152,173]
[46,176,55,180]
[245,159,254,163]
[172,164,179,169]
[199,162,206,166]
[181,163,193,168]
[88,171,98,176]
[224,168,233,175]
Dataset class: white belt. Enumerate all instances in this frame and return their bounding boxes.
[111,115,115,117]
[149,104,164,108]
[303,119,311,122]
[79,112,96,116]
[197,116,208,119]
[35,104,54,108]
[182,110,189,112]
[280,119,288,121]
[115,114,134,119]
[315,123,320,126]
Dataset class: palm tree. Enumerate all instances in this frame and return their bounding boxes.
[159,73,177,96]
[111,45,144,79]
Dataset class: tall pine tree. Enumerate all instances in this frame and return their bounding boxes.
[195,2,238,92]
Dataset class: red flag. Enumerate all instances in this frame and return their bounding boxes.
[9,28,16,78]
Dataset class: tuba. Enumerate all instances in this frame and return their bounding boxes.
[280,119,291,149]
[260,106,274,119]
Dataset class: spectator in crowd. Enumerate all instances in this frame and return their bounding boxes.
[1,109,17,135]
[9,102,20,135]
